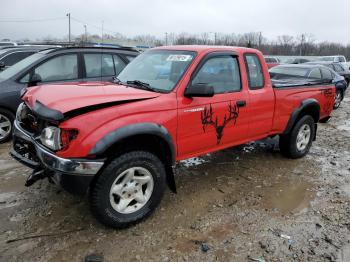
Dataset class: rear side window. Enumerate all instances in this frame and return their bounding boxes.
[192,55,241,94]
[1,51,35,66]
[339,56,346,63]
[309,69,321,79]
[84,53,115,78]
[34,54,78,82]
[244,54,264,89]
[321,68,332,80]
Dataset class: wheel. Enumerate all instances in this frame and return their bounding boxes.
[0,108,14,143]
[279,115,315,159]
[333,90,343,109]
[90,151,166,228]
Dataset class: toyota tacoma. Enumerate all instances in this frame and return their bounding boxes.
[11,46,335,228]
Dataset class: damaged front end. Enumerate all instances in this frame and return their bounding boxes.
[10,102,105,194]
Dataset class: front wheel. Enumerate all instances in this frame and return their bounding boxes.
[279,115,315,159]
[0,108,14,143]
[333,90,343,109]
[90,151,166,228]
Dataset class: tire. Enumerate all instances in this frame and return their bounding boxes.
[0,108,14,143]
[333,90,343,109]
[90,151,166,228]
[279,115,315,159]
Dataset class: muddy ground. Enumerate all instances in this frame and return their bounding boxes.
[1,98,350,262]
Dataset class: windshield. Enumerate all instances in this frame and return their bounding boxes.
[270,67,309,77]
[0,52,44,81]
[118,50,196,92]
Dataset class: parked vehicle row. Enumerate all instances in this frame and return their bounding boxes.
[0,46,51,71]
[270,63,347,109]
[9,45,335,228]
[0,46,138,143]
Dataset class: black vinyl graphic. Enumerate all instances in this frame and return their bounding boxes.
[201,102,239,144]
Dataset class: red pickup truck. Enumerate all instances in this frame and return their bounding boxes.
[11,46,335,228]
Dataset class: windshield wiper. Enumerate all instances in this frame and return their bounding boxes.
[126,80,158,92]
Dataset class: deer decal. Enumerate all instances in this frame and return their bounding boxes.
[200,102,240,144]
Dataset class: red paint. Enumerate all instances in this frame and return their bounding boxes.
[23,46,335,160]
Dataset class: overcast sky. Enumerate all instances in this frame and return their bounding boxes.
[0,0,349,44]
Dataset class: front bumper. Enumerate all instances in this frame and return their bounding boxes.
[10,120,105,194]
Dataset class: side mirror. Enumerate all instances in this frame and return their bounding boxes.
[27,73,42,87]
[184,83,214,98]
[0,62,5,71]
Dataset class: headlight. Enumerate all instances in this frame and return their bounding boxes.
[40,126,62,151]
[16,102,26,122]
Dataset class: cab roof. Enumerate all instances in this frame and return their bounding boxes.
[154,45,260,55]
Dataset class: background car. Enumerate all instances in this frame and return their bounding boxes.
[284,57,310,64]
[264,56,280,68]
[270,64,346,109]
[306,61,350,87]
[0,46,50,71]
[0,46,138,143]
[319,55,350,70]
[0,41,18,48]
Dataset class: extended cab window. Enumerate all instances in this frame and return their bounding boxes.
[309,69,321,79]
[34,54,78,82]
[84,53,116,78]
[192,56,241,94]
[321,68,332,80]
[245,54,264,89]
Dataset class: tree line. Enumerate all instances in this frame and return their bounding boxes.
[34,31,350,59]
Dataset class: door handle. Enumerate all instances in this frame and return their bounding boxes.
[236,100,246,107]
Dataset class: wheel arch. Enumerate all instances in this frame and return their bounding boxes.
[283,98,320,135]
[89,123,177,193]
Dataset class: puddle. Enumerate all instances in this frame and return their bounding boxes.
[0,191,20,209]
[340,245,350,262]
[263,179,314,213]
[337,120,350,132]
[341,184,350,198]
[0,159,22,171]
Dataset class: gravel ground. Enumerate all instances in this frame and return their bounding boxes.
[0,97,349,262]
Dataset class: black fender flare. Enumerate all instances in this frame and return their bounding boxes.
[89,123,177,192]
[283,98,320,135]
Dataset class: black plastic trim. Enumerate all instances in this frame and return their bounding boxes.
[89,122,176,164]
[283,98,320,134]
[32,100,64,121]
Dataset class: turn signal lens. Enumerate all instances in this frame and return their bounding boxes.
[60,129,78,149]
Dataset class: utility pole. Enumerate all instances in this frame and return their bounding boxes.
[165,32,168,46]
[66,13,71,43]
[299,34,305,56]
[84,25,87,43]
[214,32,217,45]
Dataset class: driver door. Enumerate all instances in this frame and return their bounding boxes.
[177,53,249,158]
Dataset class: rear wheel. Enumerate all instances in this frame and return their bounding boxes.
[334,90,343,109]
[0,108,14,143]
[90,151,166,228]
[279,115,315,159]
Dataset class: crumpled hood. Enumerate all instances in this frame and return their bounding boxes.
[23,82,161,114]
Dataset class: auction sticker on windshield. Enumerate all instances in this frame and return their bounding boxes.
[166,55,193,62]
